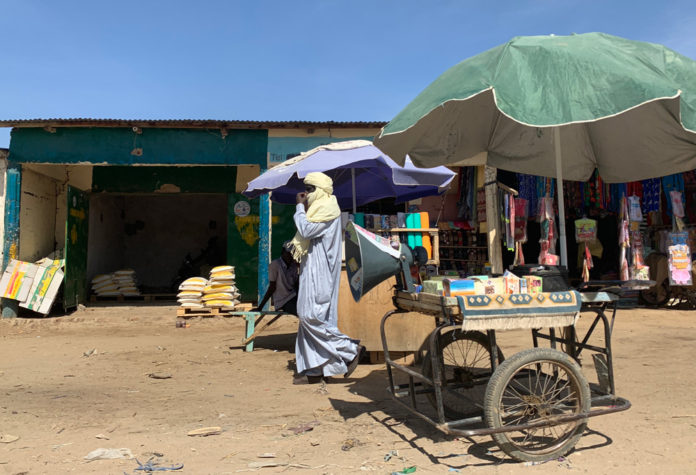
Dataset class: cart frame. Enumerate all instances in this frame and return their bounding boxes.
[380,283,633,460]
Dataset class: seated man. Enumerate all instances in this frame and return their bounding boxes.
[256,241,299,314]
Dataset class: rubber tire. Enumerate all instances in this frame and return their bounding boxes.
[484,348,590,462]
[422,329,504,419]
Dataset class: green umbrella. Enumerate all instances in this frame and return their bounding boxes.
[374,32,696,266]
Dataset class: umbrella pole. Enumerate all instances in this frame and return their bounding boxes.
[554,128,568,268]
[351,168,357,214]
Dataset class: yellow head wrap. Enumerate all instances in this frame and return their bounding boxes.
[290,172,341,262]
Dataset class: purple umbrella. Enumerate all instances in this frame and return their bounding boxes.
[243,140,455,211]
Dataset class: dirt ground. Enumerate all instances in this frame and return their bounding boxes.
[0,303,695,475]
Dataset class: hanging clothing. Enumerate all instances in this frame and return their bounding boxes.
[628,195,643,222]
[456,167,477,227]
[662,173,685,217]
[517,173,538,218]
[641,178,661,213]
[293,203,360,378]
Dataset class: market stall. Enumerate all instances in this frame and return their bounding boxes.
[370,32,696,461]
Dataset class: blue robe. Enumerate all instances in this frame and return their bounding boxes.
[293,204,359,377]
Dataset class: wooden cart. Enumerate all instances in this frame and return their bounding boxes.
[381,286,632,462]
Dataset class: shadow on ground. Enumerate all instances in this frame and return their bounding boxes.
[329,364,615,469]
[227,332,297,353]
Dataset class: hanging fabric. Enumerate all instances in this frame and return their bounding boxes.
[618,196,630,281]
[575,218,597,282]
[516,173,538,219]
[538,195,558,265]
[661,173,685,217]
[513,198,529,266]
[641,178,660,213]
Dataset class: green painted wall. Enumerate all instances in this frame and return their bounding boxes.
[10,127,267,166]
[228,194,260,300]
[271,203,297,258]
[92,166,238,193]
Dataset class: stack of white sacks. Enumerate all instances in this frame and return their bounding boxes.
[91,274,120,297]
[177,277,207,308]
[113,269,140,296]
[91,269,141,297]
[177,266,239,310]
[203,266,239,309]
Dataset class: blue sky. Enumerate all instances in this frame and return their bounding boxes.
[1,0,695,147]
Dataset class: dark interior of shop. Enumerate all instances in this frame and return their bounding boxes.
[87,194,227,292]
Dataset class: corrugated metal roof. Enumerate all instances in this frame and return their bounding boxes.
[0,118,386,129]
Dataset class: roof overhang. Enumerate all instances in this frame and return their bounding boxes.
[0,118,386,130]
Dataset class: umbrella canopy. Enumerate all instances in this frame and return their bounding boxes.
[374,32,696,183]
[243,140,455,210]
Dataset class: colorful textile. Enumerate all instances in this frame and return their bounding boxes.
[641,178,660,213]
[517,173,538,218]
[661,173,685,217]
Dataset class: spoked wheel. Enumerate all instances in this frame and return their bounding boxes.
[484,348,590,462]
[640,278,670,306]
[422,329,504,419]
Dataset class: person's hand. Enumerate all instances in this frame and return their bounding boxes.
[296,192,308,205]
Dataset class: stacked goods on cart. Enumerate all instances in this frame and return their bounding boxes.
[177,277,207,308]
[201,266,239,309]
[425,270,544,297]
[91,269,142,297]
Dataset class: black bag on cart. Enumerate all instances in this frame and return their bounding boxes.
[510,265,570,292]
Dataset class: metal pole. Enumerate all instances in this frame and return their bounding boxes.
[484,166,503,274]
[351,168,357,214]
[554,127,568,268]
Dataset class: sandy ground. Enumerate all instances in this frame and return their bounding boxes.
[0,304,695,475]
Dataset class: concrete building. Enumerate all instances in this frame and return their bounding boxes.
[0,119,383,314]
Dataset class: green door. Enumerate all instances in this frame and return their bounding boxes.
[64,186,89,310]
[227,194,259,301]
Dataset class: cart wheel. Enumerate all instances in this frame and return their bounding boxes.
[639,279,670,306]
[484,348,590,462]
[422,329,504,419]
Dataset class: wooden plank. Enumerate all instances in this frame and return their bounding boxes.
[394,297,461,316]
[369,351,417,366]
[337,273,437,352]
[395,290,458,307]
[176,306,246,318]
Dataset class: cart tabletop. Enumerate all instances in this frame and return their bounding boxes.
[394,290,582,331]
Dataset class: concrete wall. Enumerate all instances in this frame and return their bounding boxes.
[18,168,58,261]
[22,163,93,253]
[87,193,227,289]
